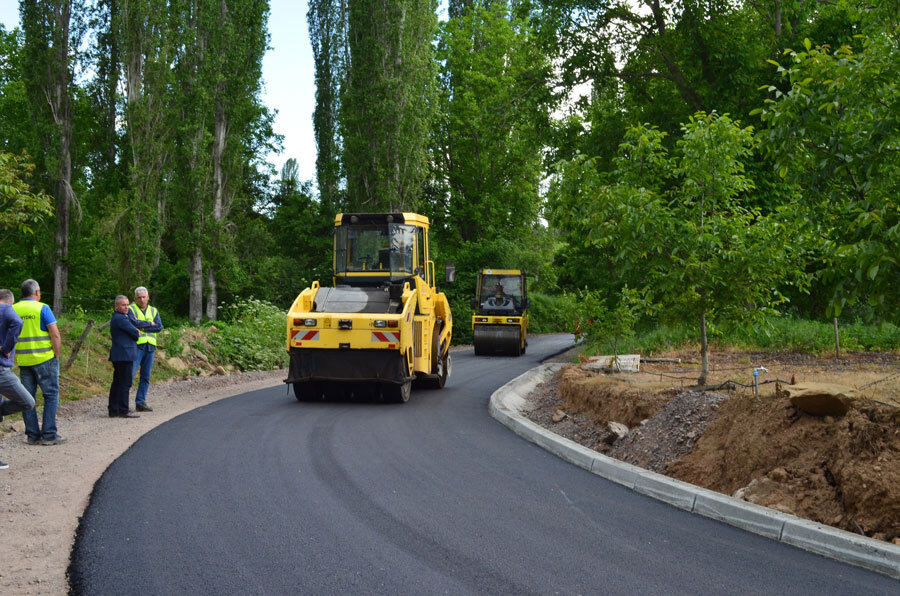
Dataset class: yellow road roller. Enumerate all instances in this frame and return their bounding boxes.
[285,213,454,403]
[471,269,528,356]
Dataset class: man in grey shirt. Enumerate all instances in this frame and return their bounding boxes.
[0,288,36,469]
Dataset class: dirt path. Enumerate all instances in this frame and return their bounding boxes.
[0,369,285,595]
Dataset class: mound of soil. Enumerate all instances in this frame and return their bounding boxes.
[669,393,900,541]
[525,357,900,544]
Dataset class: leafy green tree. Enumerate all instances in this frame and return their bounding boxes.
[0,151,53,243]
[307,0,348,213]
[20,0,76,313]
[754,25,900,318]
[551,115,804,384]
[434,0,554,246]
[574,287,645,367]
[341,0,438,211]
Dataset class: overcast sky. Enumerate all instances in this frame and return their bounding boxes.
[0,0,318,183]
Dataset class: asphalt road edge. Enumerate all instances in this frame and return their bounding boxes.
[488,362,900,580]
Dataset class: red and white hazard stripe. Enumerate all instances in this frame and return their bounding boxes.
[292,330,319,342]
[371,331,400,343]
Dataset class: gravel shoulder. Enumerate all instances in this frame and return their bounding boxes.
[0,369,285,595]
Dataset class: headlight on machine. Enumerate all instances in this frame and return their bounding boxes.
[294,318,317,327]
[373,320,387,328]
[507,318,517,323]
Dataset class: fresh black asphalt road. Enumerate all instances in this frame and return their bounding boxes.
[69,334,898,594]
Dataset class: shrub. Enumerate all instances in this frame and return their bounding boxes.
[209,298,288,371]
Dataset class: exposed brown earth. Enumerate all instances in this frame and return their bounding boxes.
[525,349,900,545]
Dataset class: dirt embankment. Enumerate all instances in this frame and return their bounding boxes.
[526,351,900,544]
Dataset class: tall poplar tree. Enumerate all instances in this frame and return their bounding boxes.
[114,0,177,290]
[20,0,75,314]
[308,0,348,214]
[342,0,438,211]
[169,0,270,323]
[204,0,269,321]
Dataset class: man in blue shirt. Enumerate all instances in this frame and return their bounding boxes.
[13,279,64,446]
[0,288,37,469]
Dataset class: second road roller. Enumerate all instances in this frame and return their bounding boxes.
[471,269,529,356]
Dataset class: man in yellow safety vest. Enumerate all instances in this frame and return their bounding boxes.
[13,279,64,445]
[129,286,163,412]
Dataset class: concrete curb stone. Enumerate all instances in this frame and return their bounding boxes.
[489,362,900,579]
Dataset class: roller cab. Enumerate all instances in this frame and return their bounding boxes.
[471,269,528,356]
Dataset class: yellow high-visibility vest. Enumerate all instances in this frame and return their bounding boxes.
[129,304,159,346]
[12,300,53,366]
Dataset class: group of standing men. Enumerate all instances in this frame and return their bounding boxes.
[108,287,162,418]
[0,280,162,469]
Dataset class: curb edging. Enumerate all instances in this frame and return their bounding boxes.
[489,363,900,579]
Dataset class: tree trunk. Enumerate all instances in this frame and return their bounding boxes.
[206,269,218,322]
[206,96,227,322]
[698,310,709,386]
[51,0,73,315]
[189,247,203,324]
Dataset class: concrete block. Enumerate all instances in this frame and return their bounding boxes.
[589,454,640,489]
[692,490,786,540]
[633,471,696,511]
[781,518,900,579]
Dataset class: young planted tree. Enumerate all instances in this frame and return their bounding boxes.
[551,115,804,385]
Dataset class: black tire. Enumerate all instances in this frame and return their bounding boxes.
[427,322,448,389]
[428,351,449,389]
[383,380,412,403]
[293,382,321,402]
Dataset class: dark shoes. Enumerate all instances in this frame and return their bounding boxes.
[0,459,8,470]
[119,412,140,418]
[136,403,153,412]
[26,436,40,445]
[41,435,67,446]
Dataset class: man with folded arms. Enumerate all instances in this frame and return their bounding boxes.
[108,295,141,418]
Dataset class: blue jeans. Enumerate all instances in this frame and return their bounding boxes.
[21,357,60,442]
[0,366,36,418]
[132,345,155,405]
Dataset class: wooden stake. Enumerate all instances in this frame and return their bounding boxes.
[833,316,841,359]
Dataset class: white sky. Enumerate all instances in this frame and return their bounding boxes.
[0,0,317,183]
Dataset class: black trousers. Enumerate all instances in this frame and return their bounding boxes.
[108,360,134,415]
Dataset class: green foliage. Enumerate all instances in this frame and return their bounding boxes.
[573,287,647,357]
[0,151,53,242]
[434,1,554,245]
[209,297,289,371]
[550,114,810,379]
[528,292,579,335]
[753,23,900,318]
[342,0,437,211]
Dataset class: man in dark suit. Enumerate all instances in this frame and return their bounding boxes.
[108,295,141,418]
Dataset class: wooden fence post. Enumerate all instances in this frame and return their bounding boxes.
[63,319,94,371]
